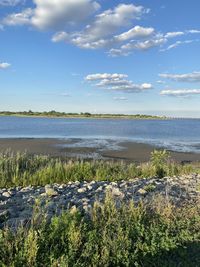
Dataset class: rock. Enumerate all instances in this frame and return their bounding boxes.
[20,187,32,193]
[111,182,118,186]
[137,188,147,195]
[1,175,200,228]
[87,185,93,191]
[77,187,87,193]
[96,186,103,192]
[111,188,124,198]
[2,191,12,198]
[45,185,59,197]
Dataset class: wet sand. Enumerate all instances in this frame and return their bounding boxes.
[0,138,200,163]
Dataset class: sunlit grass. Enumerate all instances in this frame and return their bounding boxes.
[0,150,196,188]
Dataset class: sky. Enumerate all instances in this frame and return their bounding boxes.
[0,0,200,117]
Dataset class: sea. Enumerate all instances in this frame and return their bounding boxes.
[0,116,200,153]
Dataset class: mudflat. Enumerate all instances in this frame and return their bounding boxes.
[0,138,199,163]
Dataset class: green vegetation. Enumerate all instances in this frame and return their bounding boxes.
[1,195,200,266]
[0,150,195,188]
[1,150,200,266]
[0,110,167,120]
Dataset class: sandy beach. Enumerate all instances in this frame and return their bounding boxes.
[0,138,200,163]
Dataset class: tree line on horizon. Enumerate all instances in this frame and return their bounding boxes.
[0,110,166,119]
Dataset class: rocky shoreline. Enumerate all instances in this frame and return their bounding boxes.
[1,174,200,229]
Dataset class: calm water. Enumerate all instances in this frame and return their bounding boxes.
[0,116,200,153]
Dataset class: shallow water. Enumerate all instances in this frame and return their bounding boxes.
[0,116,200,153]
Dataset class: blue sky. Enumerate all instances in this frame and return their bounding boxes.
[0,0,200,117]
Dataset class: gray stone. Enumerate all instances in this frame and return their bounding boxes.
[2,191,11,198]
[137,188,147,195]
[45,185,59,197]
[77,187,87,193]
[111,188,124,197]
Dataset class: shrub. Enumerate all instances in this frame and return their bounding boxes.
[1,196,200,266]
[150,150,170,178]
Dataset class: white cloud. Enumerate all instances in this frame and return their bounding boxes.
[160,40,196,52]
[159,71,200,82]
[85,73,153,93]
[164,31,184,38]
[133,37,166,50]
[187,29,200,34]
[107,48,130,57]
[3,0,100,29]
[0,0,25,6]
[32,0,100,30]
[109,35,166,56]
[52,31,69,42]
[114,26,154,42]
[156,80,165,84]
[108,28,200,56]
[160,89,200,97]
[3,8,33,26]
[0,62,11,69]
[2,0,200,57]
[113,96,128,101]
[85,73,128,81]
[85,4,145,38]
[65,3,147,49]
[109,83,152,92]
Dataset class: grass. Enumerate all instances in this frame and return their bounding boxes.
[1,151,200,265]
[1,195,200,266]
[0,150,196,188]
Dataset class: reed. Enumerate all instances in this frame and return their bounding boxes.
[0,150,196,188]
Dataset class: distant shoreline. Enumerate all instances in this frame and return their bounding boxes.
[0,111,179,120]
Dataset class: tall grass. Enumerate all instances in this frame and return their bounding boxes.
[1,195,200,266]
[0,150,196,188]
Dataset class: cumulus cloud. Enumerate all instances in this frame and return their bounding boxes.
[159,71,200,82]
[2,8,33,26]
[32,0,100,30]
[85,73,153,93]
[60,4,148,49]
[52,26,156,50]
[3,0,100,29]
[2,0,200,56]
[109,34,166,56]
[160,89,200,97]
[114,26,154,42]
[0,62,11,69]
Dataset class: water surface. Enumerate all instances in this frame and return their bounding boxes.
[0,116,200,153]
